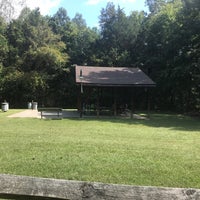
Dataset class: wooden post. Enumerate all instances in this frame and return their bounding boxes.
[79,88,83,118]
[114,88,117,117]
[131,88,134,119]
[80,95,83,118]
[147,88,150,118]
[145,88,150,117]
[96,87,100,117]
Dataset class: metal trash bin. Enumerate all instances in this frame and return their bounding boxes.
[2,102,9,112]
[32,102,38,110]
[28,102,32,109]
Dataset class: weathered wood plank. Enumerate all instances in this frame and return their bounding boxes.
[0,174,200,200]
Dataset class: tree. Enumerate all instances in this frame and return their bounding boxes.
[99,3,126,66]
[72,13,87,29]
[175,0,200,111]
[49,7,70,35]
[0,17,8,100]
[59,13,99,65]
[3,8,69,106]
[98,3,145,66]
[0,2,199,111]
[7,8,68,67]
[0,17,8,65]
[135,0,200,112]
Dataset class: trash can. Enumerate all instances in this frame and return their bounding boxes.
[28,102,32,109]
[2,102,9,112]
[32,102,38,110]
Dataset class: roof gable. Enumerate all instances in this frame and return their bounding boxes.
[75,66,156,87]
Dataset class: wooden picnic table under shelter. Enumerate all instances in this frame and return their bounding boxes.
[75,65,156,117]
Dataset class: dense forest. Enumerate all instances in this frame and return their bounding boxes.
[0,0,199,113]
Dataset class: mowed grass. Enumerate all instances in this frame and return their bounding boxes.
[0,110,200,188]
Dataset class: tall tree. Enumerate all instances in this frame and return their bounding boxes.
[99,3,145,66]
[0,17,8,66]
[0,16,8,99]
[175,0,200,111]
[99,3,126,66]
[49,7,70,35]
[135,0,200,112]
[64,13,99,65]
[3,8,69,106]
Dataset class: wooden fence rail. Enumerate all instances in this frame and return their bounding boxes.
[0,174,200,200]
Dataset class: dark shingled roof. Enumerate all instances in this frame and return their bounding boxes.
[75,66,156,87]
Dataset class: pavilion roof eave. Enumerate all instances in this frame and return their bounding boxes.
[76,83,156,87]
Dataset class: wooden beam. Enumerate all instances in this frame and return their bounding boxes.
[131,88,134,119]
[79,90,83,118]
[147,88,150,118]
[113,88,117,117]
[0,174,200,200]
[96,87,100,117]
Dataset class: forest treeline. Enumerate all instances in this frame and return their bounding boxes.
[0,0,199,113]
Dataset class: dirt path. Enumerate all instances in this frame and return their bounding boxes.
[7,109,80,118]
[8,110,40,118]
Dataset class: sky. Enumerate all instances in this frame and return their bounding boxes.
[25,0,148,27]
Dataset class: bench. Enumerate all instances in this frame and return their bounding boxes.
[38,107,63,119]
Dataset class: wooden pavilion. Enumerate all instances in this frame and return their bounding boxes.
[75,65,156,118]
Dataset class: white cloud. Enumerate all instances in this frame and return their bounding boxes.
[13,0,61,18]
[26,0,61,15]
[86,0,101,5]
[86,0,136,5]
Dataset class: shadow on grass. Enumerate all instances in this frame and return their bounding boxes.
[141,113,200,131]
[66,112,200,132]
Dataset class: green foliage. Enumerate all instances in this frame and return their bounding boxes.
[50,8,99,66]
[1,8,69,106]
[0,1,199,111]
[22,46,68,72]
[98,3,145,66]
[49,7,70,34]
[0,17,8,65]
[1,67,24,105]
[135,0,200,112]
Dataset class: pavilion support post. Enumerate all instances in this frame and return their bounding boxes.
[96,87,100,117]
[79,90,83,118]
[113,88,117,117]
[147,88,150,118]
[131,88,134,119]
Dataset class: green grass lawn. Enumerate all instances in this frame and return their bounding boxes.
[0,110,200,188]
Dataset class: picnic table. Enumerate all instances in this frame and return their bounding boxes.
[37,107,62,119]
